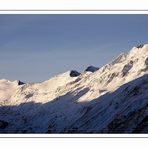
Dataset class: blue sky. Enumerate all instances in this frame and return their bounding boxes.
[0,14,148,82]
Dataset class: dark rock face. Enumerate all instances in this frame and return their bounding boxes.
[25,93,33,99]
[107,104,148,133]
[0,120,8,129]
[132,116,148,133]
[69,70,80,77]
[122,61,133,77]
[136,44,144,48]
[17,80,25,85]
[85,66,99,72]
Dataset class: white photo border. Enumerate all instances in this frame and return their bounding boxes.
[0,10,147,138]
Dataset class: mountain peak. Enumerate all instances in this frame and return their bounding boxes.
[130,44,148,55]
[135,44,148,49]
[136,44,145,48]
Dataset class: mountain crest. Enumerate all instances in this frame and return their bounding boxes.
[0,44,148,133]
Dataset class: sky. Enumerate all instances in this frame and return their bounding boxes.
[0,14,148,82]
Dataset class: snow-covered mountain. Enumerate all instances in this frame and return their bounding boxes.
[0,44,148,133]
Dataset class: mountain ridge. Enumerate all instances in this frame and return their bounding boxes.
[0,44,148,133]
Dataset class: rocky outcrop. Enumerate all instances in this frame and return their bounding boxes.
[0,120,8,129]
[69,70,80,77]
[85,66,99,72]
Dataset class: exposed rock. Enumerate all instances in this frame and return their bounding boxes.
[136,44,144,48]
[69,70,80,77]
[85,66,99,72]
[122,61,133,77]
[132,116,148,133]
[14,80,25,85]
[0,120,8,129]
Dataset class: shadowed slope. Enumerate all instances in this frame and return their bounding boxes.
[0,74,147,133]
